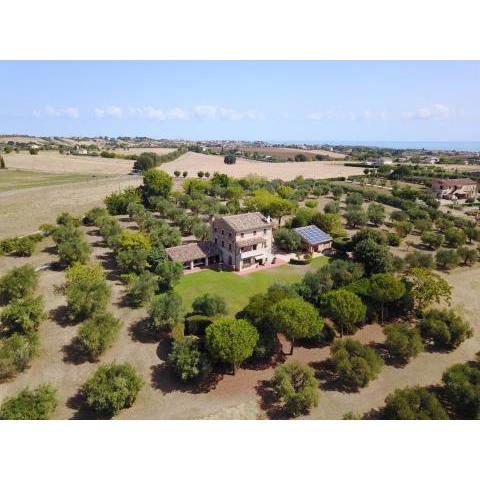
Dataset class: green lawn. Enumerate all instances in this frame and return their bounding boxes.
[0,169,107,192]
[175,256,328,315]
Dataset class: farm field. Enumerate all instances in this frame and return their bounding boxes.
[160,151,363,180]
[0,169,103,193]
[2,151,134,175]
[231,145,346,160]
[114,147,175,155]
[0,175,142,236]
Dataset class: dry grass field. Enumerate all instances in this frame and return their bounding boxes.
[2,151,134,175]
[113,147,175,156]
[0,175,142,236]
[160,152,362,180]
[236,146,346,160]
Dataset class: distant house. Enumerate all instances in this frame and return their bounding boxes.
[295,225,333,253]
[373,157,394,166]
[420,156,439,164]
[431,178,478,200]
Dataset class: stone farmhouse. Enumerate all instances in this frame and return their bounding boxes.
[165,212,273,271]
[430,178,478,200]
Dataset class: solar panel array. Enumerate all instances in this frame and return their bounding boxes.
[295,225,333,245]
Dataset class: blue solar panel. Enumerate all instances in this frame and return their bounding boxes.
[294,225,333,244]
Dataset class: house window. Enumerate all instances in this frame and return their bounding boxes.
[221,229,224,235]
[264,229,267,235]
[240,232,244,238]
[221,241,224,247]
[229,256,232,265]
[214,227,217,233]
[229,232,232,238]
[253,230,256,235]
[214,238,217,244]
[253,244,257,250]
[229,244,232,251]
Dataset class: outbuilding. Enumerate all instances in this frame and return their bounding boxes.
[294,225,333,253]
[165,241,220,270]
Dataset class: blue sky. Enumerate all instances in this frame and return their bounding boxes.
[0,61,479,142]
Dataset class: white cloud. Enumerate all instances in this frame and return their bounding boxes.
[94,105,123,119]
[34,105,79,119]
[129,106,191,121]
[307,110,387,121]
[403,104,452,120]
[194,105,262,121]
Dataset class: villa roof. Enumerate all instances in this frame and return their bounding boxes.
[165,241,219,264]
[216,212,272,232]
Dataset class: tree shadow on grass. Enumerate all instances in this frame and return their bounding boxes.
[255,379,289,420]
[150,363,222,394]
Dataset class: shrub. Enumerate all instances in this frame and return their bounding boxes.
[442,363,480,419]
[13,237,36,257]
[124,271,157,307]
[143,169,173,199]
[305,200,318,209]
[383,386,448,420]
[384,323,423,363]
[105,187,141,215]
[0,384,58,420]
[57,236,92,266]
[0,295,46,336]
[419,308,473,349]
[387,232,401,247]
[435,248,460,270]
[273,227,302,252]
[65,263,111,321]
[331,339,383,389]
[83,207,109,226]
[421,231,444,250]
[205,318,259,374]
[147,292,184,334]
[56,212,80,227]
[273,361,319,417]
[82,363,144,417]
[77,313,122,359]
[324,201,340,214]
[0,333,39,379]
[405,251,434,269]
[192,293,227,317]
[456,246,477,266]
[167,336,211,382]
[0,264,38,303]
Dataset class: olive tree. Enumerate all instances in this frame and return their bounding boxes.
[273,361,319,417]
[0,264,38,303]
[0,295,46,336]
[384,323,423,363]
[331,339,383,389]
[419,308,472,350]
[77,313,122,359]
[147,292,184,334]
[383,386,448,420]
[192,293,227,317]
[0,384,58,420]
[82,363,144,417]
[167,336,211,382]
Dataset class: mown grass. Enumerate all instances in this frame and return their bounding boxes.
[0,169,107,192]
[175,256,328,315]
